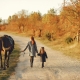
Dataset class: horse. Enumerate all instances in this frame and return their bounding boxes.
[0,35,14,70]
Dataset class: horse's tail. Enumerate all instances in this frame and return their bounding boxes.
[2,40,11,51]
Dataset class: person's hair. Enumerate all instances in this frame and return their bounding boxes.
[31,36,35,45]
[39,47,45,54]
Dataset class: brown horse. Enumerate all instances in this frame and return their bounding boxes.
[0,35,14,70]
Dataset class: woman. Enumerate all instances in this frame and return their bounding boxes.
[22,36,38,67]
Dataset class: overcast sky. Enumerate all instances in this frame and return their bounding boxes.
[0,0,70,19]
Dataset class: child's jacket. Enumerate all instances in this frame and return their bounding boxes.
[38,52,48,62]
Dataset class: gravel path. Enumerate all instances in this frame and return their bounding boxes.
[0,32,80,80]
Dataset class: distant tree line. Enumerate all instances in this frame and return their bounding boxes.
[0,0,80,41]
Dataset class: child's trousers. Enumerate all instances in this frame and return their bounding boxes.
[42,62,44,68]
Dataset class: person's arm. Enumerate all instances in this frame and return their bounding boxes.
[34,42,38,53]
[21,42,29,52]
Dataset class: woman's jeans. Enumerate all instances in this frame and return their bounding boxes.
[30,56,34,67]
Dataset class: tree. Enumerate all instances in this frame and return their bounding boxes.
[29,12,42,28]
[12,14,18,21]
[48,8,56,15]
[18,9,28,18]
[16,10,28,32]
[8,16,12,23]
[42,9,59,30]
[60,0,80,29]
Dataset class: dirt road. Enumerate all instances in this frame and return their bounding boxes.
[0,32,80,80]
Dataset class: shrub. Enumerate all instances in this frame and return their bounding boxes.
[65,37,73,44]
[45,32,51,41]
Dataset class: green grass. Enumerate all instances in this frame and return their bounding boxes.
[0,43,20,80]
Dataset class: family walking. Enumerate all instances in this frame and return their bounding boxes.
[21,36,48,68]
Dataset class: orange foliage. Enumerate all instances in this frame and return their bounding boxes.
[1,1,80,39]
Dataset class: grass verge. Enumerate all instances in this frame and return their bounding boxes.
[0,43,20,80]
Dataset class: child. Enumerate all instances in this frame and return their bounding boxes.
[38,47,48,68]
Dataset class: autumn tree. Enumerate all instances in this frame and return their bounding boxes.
[60,0,80,31]
[12,14,18,21]
[42,8,59,38]
[28,12,42,36]
[17,10,28,32]
[28,12,42,28]
[8,16,12,23]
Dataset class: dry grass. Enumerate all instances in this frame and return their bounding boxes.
[0,43,20,80]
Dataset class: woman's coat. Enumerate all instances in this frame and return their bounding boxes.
[24,41,38,57]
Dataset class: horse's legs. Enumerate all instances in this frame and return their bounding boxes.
[7,50,11,68]
[7,53,10,68]
[0,52,3,68]
[3,51,7,70]
[7,47,13,68]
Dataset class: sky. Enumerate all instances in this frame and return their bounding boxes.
[0,0,70,19]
